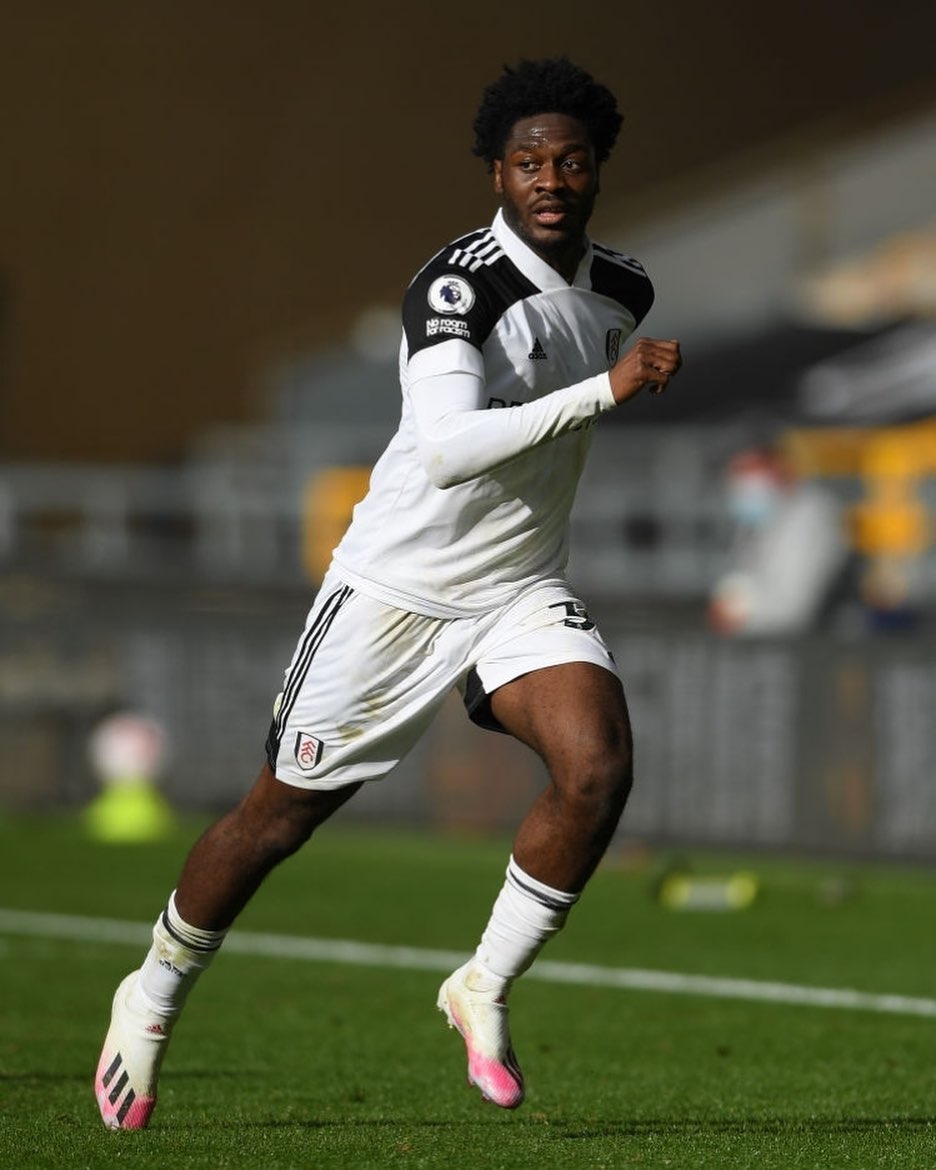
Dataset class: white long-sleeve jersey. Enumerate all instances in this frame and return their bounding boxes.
[332,209,654,617]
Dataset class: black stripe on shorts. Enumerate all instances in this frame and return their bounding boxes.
[265,584,353,771]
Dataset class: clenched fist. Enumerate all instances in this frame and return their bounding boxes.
[609,338,682,405]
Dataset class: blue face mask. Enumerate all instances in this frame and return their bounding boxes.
[728,479,780,527]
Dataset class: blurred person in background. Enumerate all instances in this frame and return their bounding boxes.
[94,57,681,1129]
[708,446,848,636]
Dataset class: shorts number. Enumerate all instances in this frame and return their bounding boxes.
[549,600,596,631]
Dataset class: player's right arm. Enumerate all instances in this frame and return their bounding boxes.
[407,335,683,490]
[408,360,613,489]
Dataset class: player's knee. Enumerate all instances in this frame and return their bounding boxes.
[267,806,320,859]
[589,752,633,817]
[235,771,353,864]
[556,737,633,819]
[235,802,314,866]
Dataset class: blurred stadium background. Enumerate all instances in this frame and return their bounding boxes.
[2,2,936,860]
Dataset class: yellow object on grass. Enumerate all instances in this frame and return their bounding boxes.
[82,778,175,843]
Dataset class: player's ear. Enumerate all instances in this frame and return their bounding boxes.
[492,158,504,195]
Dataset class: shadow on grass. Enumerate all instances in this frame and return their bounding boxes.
[0,1068,254,1085]
[555,1116,936,1139]
[191,1115,936,1136]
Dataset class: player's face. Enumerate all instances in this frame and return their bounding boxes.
[493,113,599,280]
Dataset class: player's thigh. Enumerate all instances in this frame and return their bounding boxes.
[468,580,629,753]
[490,659,632,776]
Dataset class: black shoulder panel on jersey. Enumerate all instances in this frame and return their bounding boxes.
[403,228,540,360]
[590,244,655,327]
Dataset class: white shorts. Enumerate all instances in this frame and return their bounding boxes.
[265,568,619,789]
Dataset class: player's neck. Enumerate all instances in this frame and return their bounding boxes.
[531,238,586,284]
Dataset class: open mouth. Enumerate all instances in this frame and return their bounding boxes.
[532,204,569,227]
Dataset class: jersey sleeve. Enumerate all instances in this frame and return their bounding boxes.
[409,367,616,489]
[402,255,499,364]
[401,234,621,489]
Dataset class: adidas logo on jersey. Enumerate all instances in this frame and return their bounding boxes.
[528,338,547,360]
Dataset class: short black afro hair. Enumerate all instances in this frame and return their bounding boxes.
[472,57,622,170]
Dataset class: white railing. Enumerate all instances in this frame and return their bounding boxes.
[0,426,742,597]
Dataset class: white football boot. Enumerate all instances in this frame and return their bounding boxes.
[94,971,174,1129]
[437,961,525,1108]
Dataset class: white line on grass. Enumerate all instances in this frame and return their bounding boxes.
[2,906,935,1020]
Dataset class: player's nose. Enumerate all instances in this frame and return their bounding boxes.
[535,162,565,191]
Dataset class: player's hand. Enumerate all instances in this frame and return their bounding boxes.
[608,337,682,405]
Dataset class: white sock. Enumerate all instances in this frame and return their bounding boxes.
[471,856,579,993]
[132,891,227,1018]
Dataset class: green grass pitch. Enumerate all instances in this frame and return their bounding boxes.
[2,814,936,1168]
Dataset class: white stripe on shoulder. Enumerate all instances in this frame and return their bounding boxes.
[408,227,491,286]
[448,229,504,272]
[593,243,647,276]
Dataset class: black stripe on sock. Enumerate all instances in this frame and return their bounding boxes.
[506,867,579,913]
[160,909,223,953]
